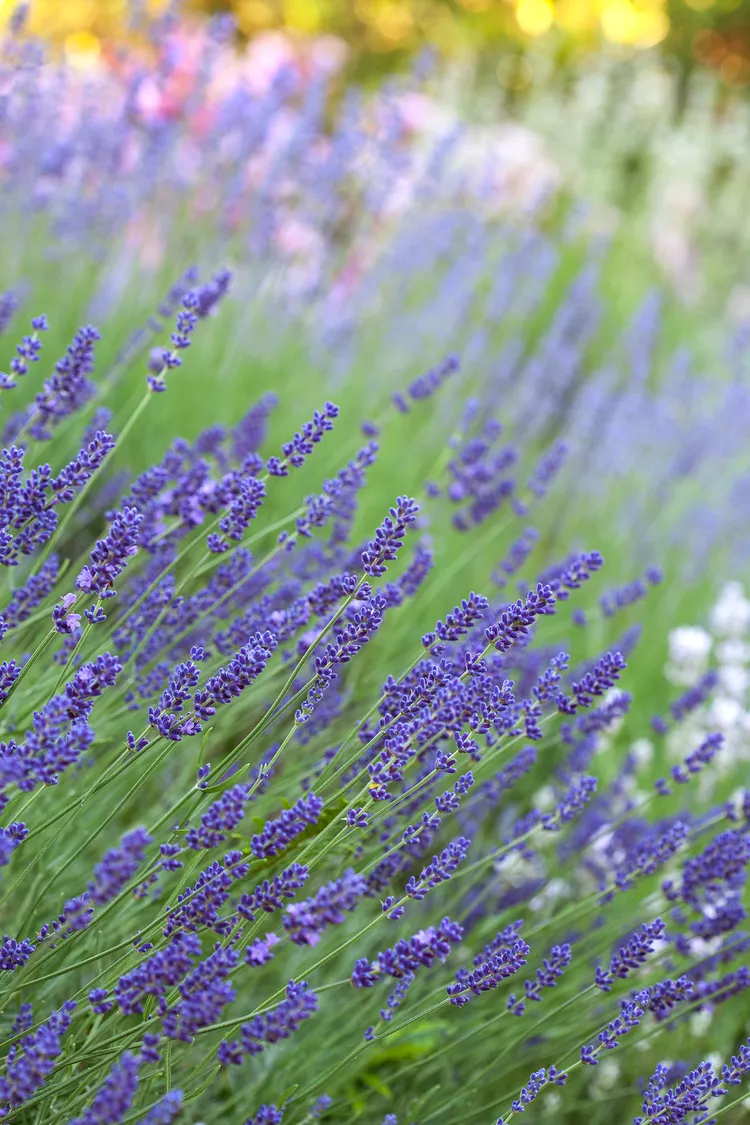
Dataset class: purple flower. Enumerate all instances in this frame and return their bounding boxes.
[595,919,666,992]
[352,917,464,986]
[668,731,724,789]
[192,631,278,723]
[30,325,99,440]
[88,988,113,1015]
[163,851,248,938]
[185,784,250,850]
[134,1091,184,1125]
[527,440,568,498]
[114,933,201,1015]
[218,980,318,1065]
[484,584,557,653]
[52,592,81,635]
[507,942,572,1016]
[0,1000,76,1108]
[0,934,35,971]
[88,827,152,905]
[448,937,529,1006]
[346,807,370,828]
[246,933,280,966]
[503,1065,567,1118]
[68,1050,140,1125]
[405,837,471,900]
[311,1095,332,1119]
[251,793,323,860]
[610,821,688,897]
[162,942,239,1042]
[267,402,339,476]
[76,507,143,599]
[244,1107,284,1125]
[0,290,19,337]
[283,869,366,946]
[541,776,598,831]
[0,314,48,389]
[2,555,59,629]
[238,864,310,920]
[563,651,627,711]
[361,496,419,577]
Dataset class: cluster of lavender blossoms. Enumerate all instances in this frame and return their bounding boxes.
[0,10,749,1125]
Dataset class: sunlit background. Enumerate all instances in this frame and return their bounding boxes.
[5,0,750,87]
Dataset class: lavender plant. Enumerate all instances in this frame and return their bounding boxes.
[0,9,749,1125]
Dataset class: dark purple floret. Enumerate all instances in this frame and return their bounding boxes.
[501,1065,568,1120]
[238,863,310,920]
[162,851,248,938]
[30,325,99,440]
[634,1058,727,1125]
[0,934,35,971]
[283,869,366,946]
[0,660,21,706]
[135,1091,184,1125]
[0,1000,76,1108]
[361,496,419,577]
[162,942,239,1042]
[405,836,471,900]
[352,917,464,987]
[87,827,152,905]
[310,1094,333,1119]
[541,776,597,831]
[10,1003,33,1037]
[448,937,529,1006]
[246,933,280,966]
[670,731,723,786]
[0,314,48,390]
[52,592,81,635]
[0,290,19,336]
[2,653,121,796]
[192,631,277,723]
[527,440,568,499]
[76,507,143,599]
[217,980,318,1065]
[114,932,201,1015]
[2,555,59,629]
[610,821,688,897]
[595,918,666,992]
[267,402,339,476]
[250,793,323,860]
[68,1050,139,1125]
[507,942,572,1016]
[88,988,113,1015]
[244,1105,284,1125]
[485,584,557,653]
[185,784,250,850]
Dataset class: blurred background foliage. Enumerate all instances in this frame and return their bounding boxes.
[5,0,750,92]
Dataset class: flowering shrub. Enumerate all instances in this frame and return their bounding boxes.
[1,10,750,1125]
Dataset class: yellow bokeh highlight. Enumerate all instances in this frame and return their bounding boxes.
[515,0,554,37]
[600,0,669,47]
[235,0,275,33]
[64,28,101,67]
[556,0,599,32]
[284,0,320,33]
[685,0,714,9]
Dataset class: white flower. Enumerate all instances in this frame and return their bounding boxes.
[711,582,750,637]
[716,640,750,665]
[692,1012,715,1035]
[668,626,712,670]
[719,664,749,699]
[709,695,744,730]
[630,738,654,767]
